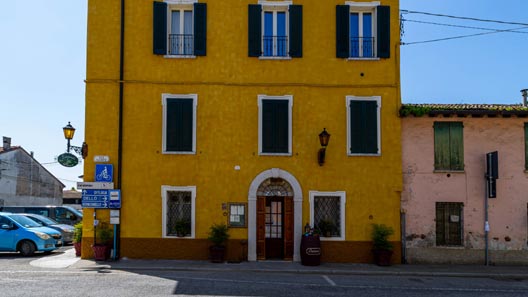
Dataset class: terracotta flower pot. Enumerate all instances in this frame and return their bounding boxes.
[73,242,82,257]
[92,244,108,261]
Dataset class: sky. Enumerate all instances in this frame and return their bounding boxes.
[0,1,527,190]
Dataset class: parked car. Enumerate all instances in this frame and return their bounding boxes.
[0,212,62,256]
[17,213,74,245]
[0,206,82,226]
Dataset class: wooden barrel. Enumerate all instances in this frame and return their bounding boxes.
[300,235,321,266]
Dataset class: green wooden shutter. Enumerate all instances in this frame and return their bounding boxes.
[289,5,303,58]
[525,123,528,170]
[364,101,378,154]
[248,5,262,57]
[336,5,349,58]
[349,101,378,154]
[449,122,464,170]
[262,100,275,153]
[275,100,289,153]
[166,99,193,152]
[194,3,207,56]
[262,100,289,153]
[376,5,390,58]
[434,122,451,170]
[153,1,167,55]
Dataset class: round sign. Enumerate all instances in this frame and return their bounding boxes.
[58,153,79,167]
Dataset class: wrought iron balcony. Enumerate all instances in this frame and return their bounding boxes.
[263,35,288,57]
[169,34,194,56]
[350,37,375,58]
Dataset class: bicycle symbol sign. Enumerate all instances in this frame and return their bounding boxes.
[95,164,113,182]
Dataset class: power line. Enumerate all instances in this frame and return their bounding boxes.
[401,9,528,26]
[403,18,528,34]
[402,25,528,45]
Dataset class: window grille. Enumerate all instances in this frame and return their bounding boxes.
[314,196,340,237]
[166,191,192,237]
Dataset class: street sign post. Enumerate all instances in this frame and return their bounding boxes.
[77,182,114,190]
[82,189,121,209]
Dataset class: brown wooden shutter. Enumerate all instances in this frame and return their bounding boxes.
[283,197,294,260]
[257,196,266,260]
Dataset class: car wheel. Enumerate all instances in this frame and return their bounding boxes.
[19,240,36,257]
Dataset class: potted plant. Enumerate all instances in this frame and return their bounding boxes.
[207,223,229,263]
[317,219,336,237]
[92,223,113,261]
[371,223,394,266]
[174,219,191,237]
[73,222,83,257]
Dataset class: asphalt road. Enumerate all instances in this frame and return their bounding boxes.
[1,248,528,297]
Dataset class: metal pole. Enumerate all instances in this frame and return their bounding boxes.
[484,157,490,266]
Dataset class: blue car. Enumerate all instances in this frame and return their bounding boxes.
[0,212,62,256]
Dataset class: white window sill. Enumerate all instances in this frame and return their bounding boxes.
[164,235,195,239]
[259,152,292,156]
[348,153,381,157]
[347,57,380,61]
[258,56,292,60]
[162,151,196,155]
[164,55,197,59]
[320,237,345,241]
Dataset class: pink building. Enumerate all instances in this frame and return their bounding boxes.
[401,104,528,264]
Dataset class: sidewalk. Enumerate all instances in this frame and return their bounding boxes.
[69,256,528,279]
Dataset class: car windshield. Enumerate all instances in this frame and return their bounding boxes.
[64,206,83,217]
[9,215,42,228]
[27,214,58,226]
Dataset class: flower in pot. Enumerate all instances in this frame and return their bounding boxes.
[92,223,113,261]
[317,219,336,237]
[207,223,229,263]
[174,219,191,237]
[73,222,83,257]
[371,223,394,266]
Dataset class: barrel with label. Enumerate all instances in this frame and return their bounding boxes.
[300,235,321,266]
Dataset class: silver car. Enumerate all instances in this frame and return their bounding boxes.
[17,213,74,245]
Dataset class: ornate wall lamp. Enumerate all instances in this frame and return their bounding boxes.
[318,128,330,166]
[62,122,88,159]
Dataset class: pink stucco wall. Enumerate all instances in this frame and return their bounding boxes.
[402,116,528,260]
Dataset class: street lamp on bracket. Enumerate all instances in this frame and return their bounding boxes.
[58,122,88,168]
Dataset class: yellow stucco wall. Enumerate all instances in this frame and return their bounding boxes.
[84,0,401,261]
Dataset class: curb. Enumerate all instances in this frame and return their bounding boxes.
[71,264,528,279]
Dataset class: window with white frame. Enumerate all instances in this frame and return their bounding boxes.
[336,2,390,59]
[258,95,293,155]
[346,96,381,155]
[309,191,346,240]
[153,1,207,57]
[162,93,197,154]
[248,1,303,58]
[162,186,196,238]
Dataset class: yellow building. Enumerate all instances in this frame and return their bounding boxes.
[83,0,402,263]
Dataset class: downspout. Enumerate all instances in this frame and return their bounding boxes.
[115,0,125,260]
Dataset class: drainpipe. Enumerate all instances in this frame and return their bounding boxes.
[521,89,528,107]
[115,0,125,261]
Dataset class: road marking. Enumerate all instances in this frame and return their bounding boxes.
[322,275,336,286]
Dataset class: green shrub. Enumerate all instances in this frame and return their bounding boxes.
[73,222,83,243]
[371,224,394,251]
[207,223,229,246]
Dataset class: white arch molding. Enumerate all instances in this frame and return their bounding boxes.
[248,168,303,261]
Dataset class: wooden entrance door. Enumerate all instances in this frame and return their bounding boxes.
[257,196,293,260]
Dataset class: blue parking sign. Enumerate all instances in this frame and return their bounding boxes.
[95,164,113,182]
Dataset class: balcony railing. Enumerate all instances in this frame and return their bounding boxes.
[263,36,288,57]
[169,34,194,56]
[350,37,375,58]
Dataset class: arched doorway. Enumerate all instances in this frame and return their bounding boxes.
[248,168,302,261]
